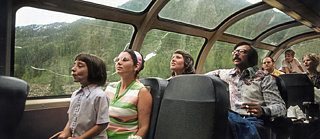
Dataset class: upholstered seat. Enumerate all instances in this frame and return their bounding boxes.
[279,74,320,139]
[154,74,229,139]
[0,76,29,139]
[279,74,314,111]
[139,77,168,139]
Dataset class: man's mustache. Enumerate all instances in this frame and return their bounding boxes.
[233,57,241,61]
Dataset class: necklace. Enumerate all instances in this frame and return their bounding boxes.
[113,80,136,103]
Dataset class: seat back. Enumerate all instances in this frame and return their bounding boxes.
[271,74,288,105]
[154,75,229,139]
[279,74,314,110]
[265,75,292,139]
[138,77,168,139]
[0,76,29,139]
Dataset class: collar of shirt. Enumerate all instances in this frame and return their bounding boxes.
[229,66,259,79]
[306,72,311,77]
[307,72,320,79]
[75,84,99,98]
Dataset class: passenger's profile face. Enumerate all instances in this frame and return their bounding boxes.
[285,54,294,62]
[303,56,315,70]
[114,52,136,75]
[170,53,185,75]
[262,57,274,71]
[232,45,250,68]
[71,60,89,86]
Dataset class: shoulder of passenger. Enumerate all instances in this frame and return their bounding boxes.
[93,89,108,97]
[262,74,277,83]
[138,87,152,99]
[135,81,145,86]
[217,68,235,75]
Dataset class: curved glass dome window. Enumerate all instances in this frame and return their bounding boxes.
[140,29,204,79]
[275,38,320,71]
[202,41,235,73]
[226,8,293,39]
[202,41,269,74]
[15,7,134,97]
[83,0,152,12]
[159,0,260,29]
[262,25,313,45]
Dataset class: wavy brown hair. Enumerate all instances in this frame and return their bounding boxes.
[171,50,195,76]
[303,53,320,68]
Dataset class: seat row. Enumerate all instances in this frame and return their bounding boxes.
[275,74,320,139]
[141,73,320,139]
[139,74,229,139]
[1,74,319,139]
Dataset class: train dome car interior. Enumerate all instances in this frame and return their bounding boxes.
[1,0,320,138]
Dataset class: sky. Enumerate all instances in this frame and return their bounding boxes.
[16,0,131,26]
[16,0,263,27]
[246,0,261,4]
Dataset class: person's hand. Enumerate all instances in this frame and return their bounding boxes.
[288,69,294,73]
[57,131,71,139]
[241,102,264,117]
[57,134,68,139]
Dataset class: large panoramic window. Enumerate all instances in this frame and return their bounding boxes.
[226,9,293,39]
[159,0,260,29]
[256,48,270,67]
[262,25,313,45]
[275,38,320,71]
[15,7,134,97]
[202,41,235,73]
[140,29,205,79]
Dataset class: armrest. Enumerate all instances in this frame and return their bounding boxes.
[265,116,293,139]
[302,101,317,107]
[302,101,319,122]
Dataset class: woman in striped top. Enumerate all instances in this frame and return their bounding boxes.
[105,49,152,139]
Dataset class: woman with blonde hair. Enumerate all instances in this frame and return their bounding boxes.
[303,53,320,88]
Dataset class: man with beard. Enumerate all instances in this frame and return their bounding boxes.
[205,42,286,139]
